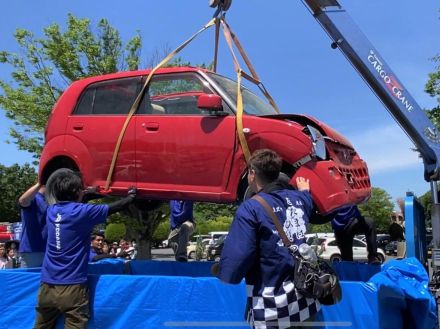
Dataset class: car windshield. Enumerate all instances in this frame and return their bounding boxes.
[214,234,227,246]
[208,73,278,116]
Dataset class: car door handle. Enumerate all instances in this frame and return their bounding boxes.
[142,122,159,131]
[73,124,84,131]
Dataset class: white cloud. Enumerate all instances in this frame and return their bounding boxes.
[346,124,423,173]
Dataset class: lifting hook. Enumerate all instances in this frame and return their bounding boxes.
[209,0,232,16]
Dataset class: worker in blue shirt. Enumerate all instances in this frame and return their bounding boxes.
[18,183,48,268]
[330,205,380,263]
[34,168,136,329]
[215,149,320,329]
[168,200,195,262]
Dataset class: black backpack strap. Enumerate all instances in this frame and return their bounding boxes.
[252,194,292,247]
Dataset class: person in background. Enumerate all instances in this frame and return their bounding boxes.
[168,200,195,262]
[215,149,320,329]
[389,216,405,242]
[18,183,48,268]
[109,242,118,255]
[0,245,8,269]
[6,248,18,268]
[33,169,136,329]
[102,241,110,254]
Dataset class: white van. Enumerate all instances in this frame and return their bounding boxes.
[207,231,229,245]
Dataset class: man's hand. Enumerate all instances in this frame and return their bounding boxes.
[127,187,137,198]
[295,176,310,192]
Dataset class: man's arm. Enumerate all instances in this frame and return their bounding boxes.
[107,188,136,215]
[18,183,41,208]
[216,204,257,284]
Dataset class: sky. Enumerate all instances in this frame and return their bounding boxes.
[0,0,439,205]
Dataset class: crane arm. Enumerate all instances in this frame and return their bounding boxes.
[302,0,440,181]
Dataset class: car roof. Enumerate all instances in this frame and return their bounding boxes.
[72,66,209,87]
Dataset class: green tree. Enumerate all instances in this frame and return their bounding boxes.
[358,187,394,232]
[152,220,169,245]
[425,51,440,127]
[194,203,237,221]
[104,223,126,242]
[0,163,37,222]
[0,14,141,159]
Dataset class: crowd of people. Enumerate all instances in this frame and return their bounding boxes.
[0,241,19,269]
[89,234,138,262]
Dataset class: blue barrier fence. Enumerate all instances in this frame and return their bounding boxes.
[0,258,436,329]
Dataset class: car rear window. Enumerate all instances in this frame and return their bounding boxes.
[74,77,141,115]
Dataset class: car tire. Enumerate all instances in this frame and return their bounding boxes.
[242,172,291,202]
[189,251,196,260]
[377,254,385,264]
[330,254,342,262]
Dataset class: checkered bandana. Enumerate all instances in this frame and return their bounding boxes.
[246,280,321,329]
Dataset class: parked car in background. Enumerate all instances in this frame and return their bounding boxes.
[384,241,398,256]
[316,237,385,263]
[206,234,228,262]
[39,67,370,217]
[187,240,209,260]
[305,233,334,246]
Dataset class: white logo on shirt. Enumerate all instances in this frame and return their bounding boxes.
[55,213,62,250]
[283,205,306,242]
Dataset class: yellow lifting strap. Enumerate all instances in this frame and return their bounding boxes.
[104,18,216,191]
[104,15,280,189]
[220,17,280,162]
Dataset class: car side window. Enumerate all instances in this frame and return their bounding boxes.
[353,239,365,247]
[137,73,215,115]
[327,240,338,246]
[74,77,141,115]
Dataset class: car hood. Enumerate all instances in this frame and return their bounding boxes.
[260,114,354,149]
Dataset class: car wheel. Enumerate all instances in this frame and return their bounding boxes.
[377,254,385,264]
[330,254,342,262]
[242,172,292,202]
[189,251,195,260]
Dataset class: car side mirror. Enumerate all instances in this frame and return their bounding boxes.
[197,94,223,111]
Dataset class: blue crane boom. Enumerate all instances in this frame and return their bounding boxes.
[302,0,440,182]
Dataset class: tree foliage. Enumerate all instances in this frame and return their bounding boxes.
[425,52,440,128]
[194,202,237,221]
[0,14,141,159]
[0,163,37,222]
[104,223,126,242]
[358,187,394,232]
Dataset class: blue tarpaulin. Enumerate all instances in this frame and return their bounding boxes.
[369,257,437,329]
[0,259,436,329]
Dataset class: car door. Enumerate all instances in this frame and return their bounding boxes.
[353,239,367,261]
[135,72,236,199]
[67,77,140,190]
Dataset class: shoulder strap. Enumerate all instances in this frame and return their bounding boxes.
[252,194,292,247]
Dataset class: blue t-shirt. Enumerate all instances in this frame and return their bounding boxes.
[170,200,194,230]
[41,202,109,285]
[330,204,361,231]
[89,249,97,262]
[19,192,48,253]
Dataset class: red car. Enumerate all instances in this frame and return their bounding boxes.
[39,66,370,215]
